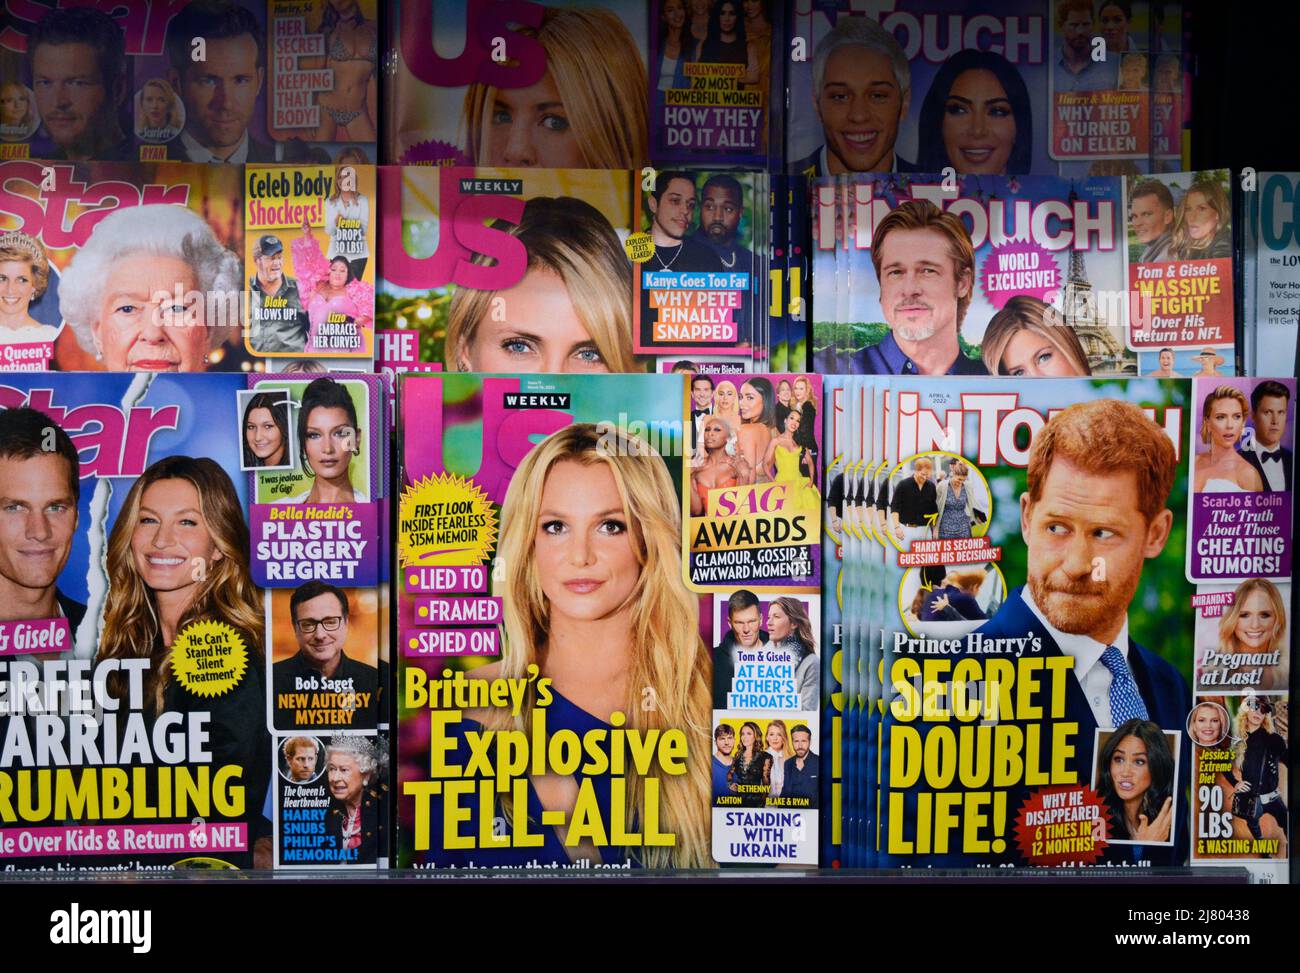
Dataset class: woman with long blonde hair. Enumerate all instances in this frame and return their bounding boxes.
[467,424,712,868]
[136,77,183,138]
[462,6,648,168]
[1225,695,1288,856]
[763,718,793,798]
[1208,578,1289,690]
[981,295,1092,377]
[445,196,640,373]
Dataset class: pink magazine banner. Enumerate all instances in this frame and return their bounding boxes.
[0,618,71,655]
[0,823,247,858]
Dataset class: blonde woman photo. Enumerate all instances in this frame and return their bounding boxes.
[1194,386,1263,494]
[135,78,184,140]
[449,423,712,868]
[1204,579,1289,691]
[446,196,639,374]
[1224,696,1288,857]
[462,6,648,169]
[0,82,38,140]
[763,718,792,799]
[981,295,1091,377]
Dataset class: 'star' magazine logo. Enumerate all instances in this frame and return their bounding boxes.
[49,903,151,953]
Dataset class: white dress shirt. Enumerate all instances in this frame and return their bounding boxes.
[1242,438,1287,491]
[1023,587,1134,729]
[180,128,250,165]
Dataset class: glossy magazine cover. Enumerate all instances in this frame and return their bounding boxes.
[0,158,376,372]
[0,1,377,165]
[812,172,1133,377]
[857,375,1292,879]
[0,371,385,872]
[383,0,649,167]
[396,372,713,869]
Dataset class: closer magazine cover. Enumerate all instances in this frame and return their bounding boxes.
[820,375,1292,882]
[0,371,388,872]
[396,371,822,868]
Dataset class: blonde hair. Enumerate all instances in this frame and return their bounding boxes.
[712,380,740,419]
[1200,385,1248,445]
[98,456,265,713]
[1172,181,1230,256]
[139,78,183,130]
[792,375,817,410]
[493,423,712,868]
[0,82,35,129]
[1218,578,1286,656]
[764,718,792,760]
[463,7,649,168]
[445,196,640,373]
[1232,697,1277,775]
[0,231,50,298]
[982,295,1091,376]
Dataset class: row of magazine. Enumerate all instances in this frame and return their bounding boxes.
[2,1,1190,174]
[3,158,1296,380]
[1,369,1287,879]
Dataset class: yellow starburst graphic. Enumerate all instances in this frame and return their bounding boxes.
[398,472,498,568]
[170,619,249,698]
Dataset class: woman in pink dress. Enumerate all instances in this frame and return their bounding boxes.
[292,220,374,355]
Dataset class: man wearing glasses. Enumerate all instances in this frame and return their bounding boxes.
[273,579,376,729]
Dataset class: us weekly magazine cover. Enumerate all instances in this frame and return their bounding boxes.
[375,165,765,375]
[0,371,388,873]
[840,375,1293,881]
[396,371,821,868]
[0,158,376,372]
[0,0,378,164]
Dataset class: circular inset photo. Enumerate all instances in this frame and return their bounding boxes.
[1187,700,1230,748]
[885,452,991,553]
[0,82,40,142]
[899,561,1007,638]
[134,78,185,143]
[279,735,326,784]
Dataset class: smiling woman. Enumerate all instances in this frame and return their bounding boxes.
[917,49,1033,175]
[57,204,241,372]
[459,423,713,868]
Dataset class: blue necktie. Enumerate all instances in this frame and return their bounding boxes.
[1100,645,1149,725]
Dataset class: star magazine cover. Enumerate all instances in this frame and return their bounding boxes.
[0,371,388,873]
[0,158,376,372]
[0,1,378,164]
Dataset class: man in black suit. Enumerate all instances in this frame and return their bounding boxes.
[164,0,276,164]
[880,399,1192,866]
[790,16,917,177]
[0,407,86,630]
[712,589,768,709]
[1239,380,1293,492]
[782,724,820,805]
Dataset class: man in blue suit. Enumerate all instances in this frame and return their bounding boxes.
[880,398,1192,866]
